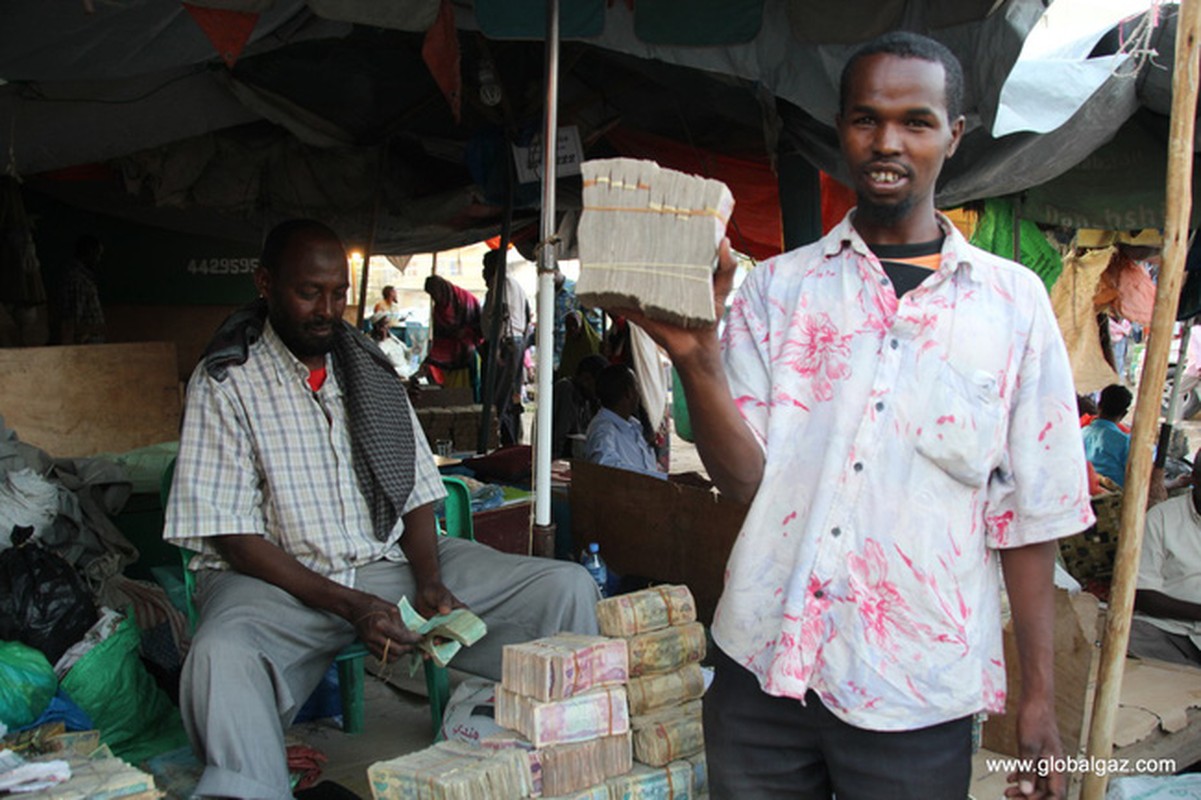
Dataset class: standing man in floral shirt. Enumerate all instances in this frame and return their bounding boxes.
[615,32,1093,800]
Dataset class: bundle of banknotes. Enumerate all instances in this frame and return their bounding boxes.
[596,585,698,638]
[495,685,630,749]
[626,663,705,717]
[577,158,734,328]
[627,622,706,678]
[397,596,486,670]
[631,700,705,767]
[501,633,630,702]
[367,741,531,800]
[605,760,696,800]
[481,731,633,797]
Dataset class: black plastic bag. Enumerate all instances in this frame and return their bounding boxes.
[0,526,97,664]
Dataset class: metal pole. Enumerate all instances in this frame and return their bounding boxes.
[531,0,560,556]
[1082,3,1201,796]
[477,161,515,455]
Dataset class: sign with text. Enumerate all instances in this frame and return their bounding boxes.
[512,126,583,185]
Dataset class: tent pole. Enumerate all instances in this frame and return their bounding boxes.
[530,0,560,557]
[1081,3,1201,797]
[355,144,387,328]
[477,152,515,454]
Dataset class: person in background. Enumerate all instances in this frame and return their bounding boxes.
[608,32,1090,799]
[1083,384,1132,488]
[584,364,665,480]
[164,219,599,800]
[372,285,404,327]
[421,274,483,391]
[1131,452,1201,667]
[369,311,413,378]
[61,235,105,344]
[552,354,608,459]
[481,250,531,446]
[555,310,602,383]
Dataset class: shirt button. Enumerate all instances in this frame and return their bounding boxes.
[853,462,863,472]
[814,589,825,598]
[880,277,889,285]
[875,401,885,412]
[890,338,899,350]
[831,526,841,537]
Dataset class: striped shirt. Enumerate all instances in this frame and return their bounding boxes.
[164,322,446,587]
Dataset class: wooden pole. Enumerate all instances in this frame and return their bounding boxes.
[1082,4,1201,797]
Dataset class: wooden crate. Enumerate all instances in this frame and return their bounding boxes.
[0,342,181,456]
[568,461,747,625]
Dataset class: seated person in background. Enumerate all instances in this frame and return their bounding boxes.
[555,310,602,382]
[164,219,599,800]
[1131,453,1201,667]
[584,364,665,480]
[1083,383,1132,487]
[552,354,607,459]
[369,311,412,378]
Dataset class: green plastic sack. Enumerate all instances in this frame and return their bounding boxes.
[0,639,57,728]
[60,613,188,763]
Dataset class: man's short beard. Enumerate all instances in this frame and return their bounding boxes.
[856,193,916,228]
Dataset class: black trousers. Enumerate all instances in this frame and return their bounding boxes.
[491,336,525,446]
[704,648,972,799]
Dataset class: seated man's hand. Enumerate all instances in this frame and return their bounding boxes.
[350,594,421,663]
[414,579,466,619]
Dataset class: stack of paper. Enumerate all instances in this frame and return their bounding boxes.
[626,663,705,717]
[367,741,531,800]
[681,751,708,798]
[576,158,734,328]
[597,586,698,638]
[397,596,487,669]
[606,760,695,800]
[631,701,705,767]
[627,623,705,678]
[482,732,633,798]
[502,634,629,702]
[495,685,630,749]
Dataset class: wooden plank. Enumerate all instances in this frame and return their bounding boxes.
[0,342,181,457]
[569,460,747,624]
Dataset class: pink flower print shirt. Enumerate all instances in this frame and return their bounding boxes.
[711,212,1094,731]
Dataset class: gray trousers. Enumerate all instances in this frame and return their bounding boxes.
[1128,617,1201,667]
[181,537,600,800]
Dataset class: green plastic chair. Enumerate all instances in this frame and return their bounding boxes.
[162,460,474,738]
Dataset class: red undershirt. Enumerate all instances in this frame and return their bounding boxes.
[307,367,327,392]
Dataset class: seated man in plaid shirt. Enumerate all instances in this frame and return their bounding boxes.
[165,219,599,800]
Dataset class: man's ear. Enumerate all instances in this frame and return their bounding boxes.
[946,114,966,159]
[254,267,270,299]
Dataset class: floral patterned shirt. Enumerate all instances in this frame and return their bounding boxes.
[712,212,1094,731]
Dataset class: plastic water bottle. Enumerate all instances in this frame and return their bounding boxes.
[581,542,608,597]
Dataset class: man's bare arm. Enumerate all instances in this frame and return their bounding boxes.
[213,530,420,662]
[1134,588,1201,622]
[607,240,764,504]
[1001,540,1065,800]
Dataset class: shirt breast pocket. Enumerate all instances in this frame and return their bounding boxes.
[910,361,1006,488]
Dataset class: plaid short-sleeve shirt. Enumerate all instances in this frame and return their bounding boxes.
[164,322,446,587]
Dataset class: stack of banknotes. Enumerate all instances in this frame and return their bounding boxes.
[576,158,734,328]
[367,741,531,800]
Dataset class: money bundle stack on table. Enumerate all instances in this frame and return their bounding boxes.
[597,585,709,797]
[367,741,532,800]
[491,633,634,796]
[576,158,734,328]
